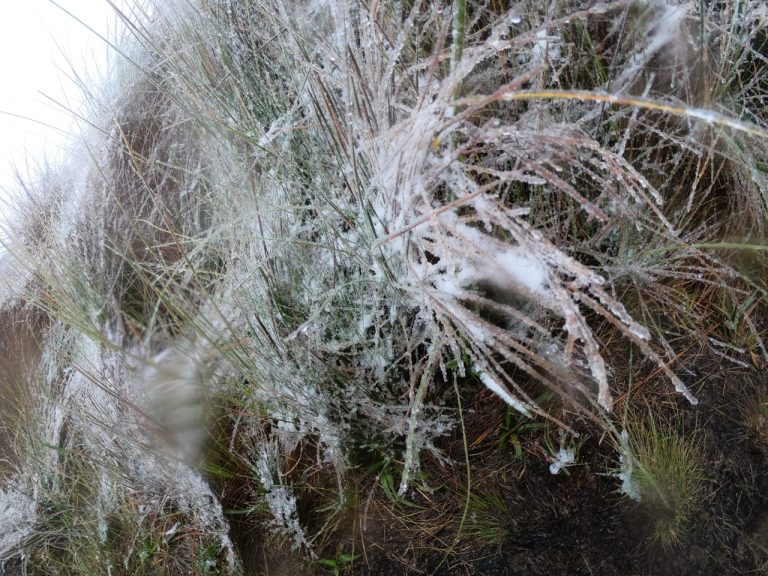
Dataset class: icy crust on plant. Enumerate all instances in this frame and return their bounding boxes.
[0,481,36,560]
[0,31,241,573]
[367,48,694,419]
[549,448,576,475]
[284,0,714,489]
[254,439,313,554]
[0,305,238,568]
[616,430,641,502]
[10,313,238,568]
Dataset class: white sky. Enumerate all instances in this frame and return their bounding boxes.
[0,0,125,222]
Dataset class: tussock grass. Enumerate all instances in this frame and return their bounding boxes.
[0,0,766,572]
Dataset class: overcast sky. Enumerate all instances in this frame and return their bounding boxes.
[0,0,124,222]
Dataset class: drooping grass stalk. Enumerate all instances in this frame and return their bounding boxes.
[455,89,768,139]
[451,0,466,72]
[453,372,472,542]
[399,331,441,496]
[643,242,768,255]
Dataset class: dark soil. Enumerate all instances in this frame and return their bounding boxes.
[336,354,768,576]
[209,348,768,576]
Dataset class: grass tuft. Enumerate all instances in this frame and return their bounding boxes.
[624,411,704,549]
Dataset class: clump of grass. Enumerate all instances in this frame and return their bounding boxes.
[107,500,233,576]
[14,438,237,576]
[623,412,704,549]
[737,387,768,451]
[461,492,509,546]
[0,305,47,478]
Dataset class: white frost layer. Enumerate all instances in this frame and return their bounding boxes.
[548,448,575,475]
[477,370,531,416]
[531,29,560,63]
[0,482,36,557]
[617,430,641,501]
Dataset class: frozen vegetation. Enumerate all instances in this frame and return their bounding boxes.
[0,0,767,574]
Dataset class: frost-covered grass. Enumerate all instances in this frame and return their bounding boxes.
[1,0,767,572]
